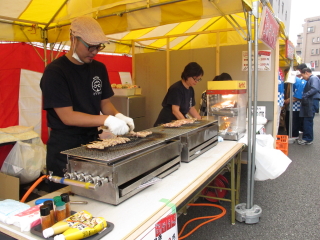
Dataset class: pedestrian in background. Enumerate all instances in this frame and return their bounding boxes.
[297,68,320,145]
[277,68,285,132]
[284,67,307,138]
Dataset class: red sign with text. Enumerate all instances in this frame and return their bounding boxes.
[155,213,176,237]
[258,6,279,49]
[285,39,295,60]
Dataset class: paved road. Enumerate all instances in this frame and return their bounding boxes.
[177,114,320,240]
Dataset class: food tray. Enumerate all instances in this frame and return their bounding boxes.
[209,108,239,116]
[113,88,135,96]
[30,221,114,240]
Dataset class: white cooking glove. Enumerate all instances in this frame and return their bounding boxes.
[115,113,135,131]
[104,116,129,135]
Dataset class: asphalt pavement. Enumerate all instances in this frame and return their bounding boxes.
[177,114,320,240]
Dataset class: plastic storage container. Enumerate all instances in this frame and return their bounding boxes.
[276,135,288,155]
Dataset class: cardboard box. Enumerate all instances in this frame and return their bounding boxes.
[0,172,19,201]
[135,88,142,95]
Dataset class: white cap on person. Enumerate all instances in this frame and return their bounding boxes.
[70,16,109,45]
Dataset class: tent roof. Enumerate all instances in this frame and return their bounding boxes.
[1,0,298,67]
[1,0,253,53]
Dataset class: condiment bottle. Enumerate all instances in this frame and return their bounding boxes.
[55,201,67,222]
[40,205,52,230]
[44,200,55,224]
[60,193,71,217]
[53,196,63,219]
[53,196,62,205]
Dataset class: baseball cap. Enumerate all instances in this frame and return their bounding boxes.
[70,16,109,45]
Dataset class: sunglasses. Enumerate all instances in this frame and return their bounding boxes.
[77,37,105,52]
[192,76,202,82]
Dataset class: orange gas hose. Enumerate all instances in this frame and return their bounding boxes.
[178,203,227,239]
[20,175,48,203]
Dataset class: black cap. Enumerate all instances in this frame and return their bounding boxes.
[43,200,54,210]
[60,193,70,203]
[40,205,50,216]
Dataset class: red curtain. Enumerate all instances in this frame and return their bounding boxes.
[0,43,132,166]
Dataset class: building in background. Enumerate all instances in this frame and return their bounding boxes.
[296,16,320,71]
[269,0,292,35]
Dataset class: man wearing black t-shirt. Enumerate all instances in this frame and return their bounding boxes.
[40,16,134,191]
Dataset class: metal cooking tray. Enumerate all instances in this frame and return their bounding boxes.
[61,119,217,163]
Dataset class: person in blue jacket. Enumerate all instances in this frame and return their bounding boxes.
[297,68,320,145]
[284,68,307,138]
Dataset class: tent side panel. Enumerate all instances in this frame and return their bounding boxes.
[0,69,20,128]
[220,44,276,134]
[135,51,167,128]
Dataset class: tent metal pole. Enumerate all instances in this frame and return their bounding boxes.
[166,38,170,89]
[45,0,187,30]
[43,38,48,68]
[216,32,220,75]
[20,27,44,63]
[250,7,259,208]
[235,1,262,224]
[54,42,67,60]
[245,10,253,209]
[209,1,247,39]
[44,0,69,29]
[289,60,294,141]
[0,15,46,25]
[132,40,136,85]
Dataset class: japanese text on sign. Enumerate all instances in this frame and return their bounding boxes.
[242,50,272,71]
[285,40,295,60]
[258,6,279,49]
[137,210,178,240]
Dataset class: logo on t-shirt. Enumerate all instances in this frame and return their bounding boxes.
[92,76,102,95]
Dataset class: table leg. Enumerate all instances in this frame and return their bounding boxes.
[230,156,235,225]
[236,151,242,205]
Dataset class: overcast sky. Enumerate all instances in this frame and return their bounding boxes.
[289,0,320,45]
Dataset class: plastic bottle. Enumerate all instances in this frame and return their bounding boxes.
[53,217,107,240]
[42,210,92,238]
[43,200,55,225]
[53,196,62,205]
[40,205,52,231]
[60,193,71,217]
[55,201,66,222]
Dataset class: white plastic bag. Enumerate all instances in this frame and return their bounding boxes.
[1,138,46,184]
[256,134,274,148]
[254,144,292,181]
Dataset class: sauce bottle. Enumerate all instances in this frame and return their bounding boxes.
[55,201,66,222]
[43,200,55,224]
[53,196,62,205]
[40,205,52,230]
[60,193,71,217]
[42,210,93,238]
